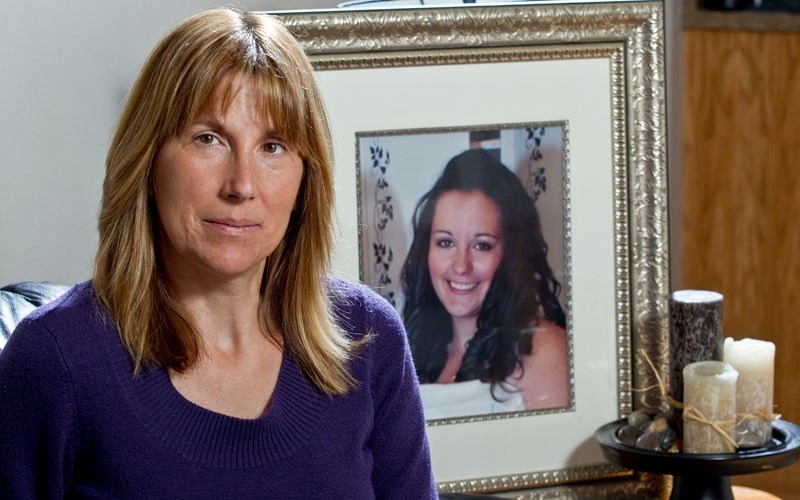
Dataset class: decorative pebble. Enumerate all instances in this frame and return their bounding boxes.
[617,424,644,446]
[656,408,679,425]
[623,410,685,453]
[659,428,677,450]
[646,415,669,433]
[635,428,676,452]
[627,410,651,431]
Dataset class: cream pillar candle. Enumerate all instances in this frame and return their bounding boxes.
[723,337,775,448]
[683,361,739,453]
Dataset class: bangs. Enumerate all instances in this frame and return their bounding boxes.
[171,68,309,156]
[161,12,313,157]
[214,71,309,154]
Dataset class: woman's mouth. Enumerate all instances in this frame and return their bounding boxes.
[448,281,478,291]
[204,218,260,235]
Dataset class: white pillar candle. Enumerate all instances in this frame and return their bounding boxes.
[723,337,776,447]
[683,361,739,453]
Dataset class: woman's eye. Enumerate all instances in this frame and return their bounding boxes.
[263,142,286,154]
[435,239,454,249]
[196,133,219,145]
[474,241,494,251]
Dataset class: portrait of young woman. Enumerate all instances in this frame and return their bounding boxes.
[357,127,571,420]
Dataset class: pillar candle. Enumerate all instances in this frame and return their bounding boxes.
[669,290,724,404]
[683,361,739,453]
[723,337,775,448]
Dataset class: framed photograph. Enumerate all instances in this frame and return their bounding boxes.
[355,123,572,423]
[277,1,670,495]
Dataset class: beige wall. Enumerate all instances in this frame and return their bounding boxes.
[0,1,339,286]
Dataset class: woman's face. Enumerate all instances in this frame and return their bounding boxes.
[152,78,304,286]
[427,190,504,325]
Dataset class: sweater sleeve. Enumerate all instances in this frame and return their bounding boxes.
[361,290,438,500]
[0,315,77,498]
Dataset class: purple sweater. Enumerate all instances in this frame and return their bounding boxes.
[0,279,436,499]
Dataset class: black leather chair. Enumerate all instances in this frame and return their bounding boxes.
[0,281,69,350]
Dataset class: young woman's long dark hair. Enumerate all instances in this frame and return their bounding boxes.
[401,148,565,388]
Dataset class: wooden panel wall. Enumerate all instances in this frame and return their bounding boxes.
[681,29,800,496]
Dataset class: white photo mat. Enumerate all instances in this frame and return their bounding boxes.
[322,48,617,486]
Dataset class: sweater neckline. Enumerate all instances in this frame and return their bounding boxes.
[104,322,328,469]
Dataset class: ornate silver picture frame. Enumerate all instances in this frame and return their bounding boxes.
[276,1,669,495]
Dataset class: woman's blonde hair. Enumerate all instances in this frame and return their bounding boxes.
[94,8,358,395]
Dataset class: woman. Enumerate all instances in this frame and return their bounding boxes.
[401,148,568,417]
[0,9,435,499]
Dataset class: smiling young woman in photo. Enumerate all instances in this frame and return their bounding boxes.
[401,148,569,418]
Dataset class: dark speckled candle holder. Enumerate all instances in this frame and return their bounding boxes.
[669,290,724,405]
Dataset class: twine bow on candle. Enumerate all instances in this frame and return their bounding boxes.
[738,407,780,424]
[682,405,739,450]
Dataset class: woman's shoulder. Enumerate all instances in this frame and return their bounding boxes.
[530,319,566,346]
[326,276,400,326]
[517,319,568,377]
[11,281,98,332]
[516,319,569,410]
[4,281,108,356]
[522,319,567,365]
[0,281,104,389]
[325,275,407,351]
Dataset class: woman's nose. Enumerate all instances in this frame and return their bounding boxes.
[452,248,472,274]
[222,153,256,201]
